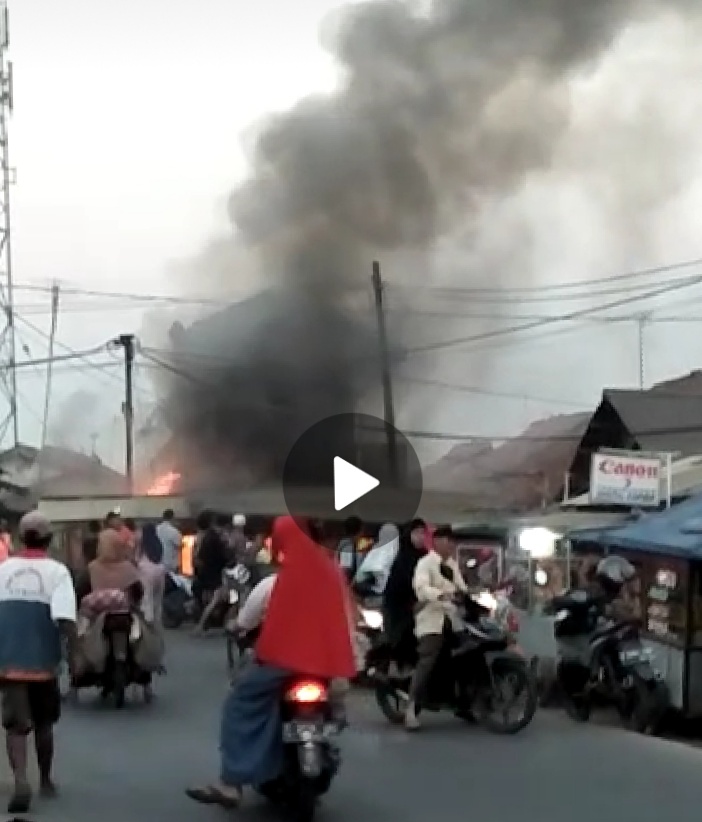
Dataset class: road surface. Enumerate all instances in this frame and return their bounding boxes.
[3,631,702,821]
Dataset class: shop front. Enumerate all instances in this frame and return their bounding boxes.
[570,492,702,716]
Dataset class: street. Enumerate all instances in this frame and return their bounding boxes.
[3,633,702,822]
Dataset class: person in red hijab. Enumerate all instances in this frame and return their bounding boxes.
[186,516,356,809]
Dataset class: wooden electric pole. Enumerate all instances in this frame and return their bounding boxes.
[371,260,399,484]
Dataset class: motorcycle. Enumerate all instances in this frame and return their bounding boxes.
[354,604,384,686]
[162,572,198,629]
[72,611,151,709]
[547,590,668,733]
[234,630,343,821]
[224,562,276,677]
[257,678,343,822]
[367,593,538,734]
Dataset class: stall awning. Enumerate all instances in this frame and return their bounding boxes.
[569,492,702,559]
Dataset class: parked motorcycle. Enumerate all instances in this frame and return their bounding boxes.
[547,589,668,733]
[367,594,538,734]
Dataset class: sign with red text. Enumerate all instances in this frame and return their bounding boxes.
[589,451,661,507]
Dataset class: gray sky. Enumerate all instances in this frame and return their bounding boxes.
[6,1,702,470]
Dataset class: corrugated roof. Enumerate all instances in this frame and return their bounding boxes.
[603,387,702,455]
[424,412,590,510]
[570,492,702,559]
[0,444,127,497]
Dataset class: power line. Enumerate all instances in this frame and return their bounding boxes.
[389,256,702,296]
[396,374,591,408]
[406,273,702,355]
[138,344,702,445]
[14,255,702,304]
[0,346,108,371]
[13,282,221,306]
[12,315,158,401]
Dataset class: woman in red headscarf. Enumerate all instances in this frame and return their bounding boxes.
[186,516,356,809]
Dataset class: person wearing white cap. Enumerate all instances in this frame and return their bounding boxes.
[0,510,77,813]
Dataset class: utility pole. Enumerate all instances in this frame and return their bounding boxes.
[636,312,652,390]
[40,283,59,452]
[113,334,135,493]
[371,261,399,483]
[0,4,17,447]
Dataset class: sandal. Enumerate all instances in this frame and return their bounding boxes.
[185,784,241,808]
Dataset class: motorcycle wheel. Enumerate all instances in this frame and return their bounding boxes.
[162,609,185,630]
[564,695,591,722]
[374,683,410,725]
[474,659,538,734]
[291,782,318,822]
[622,675,668,735]
[113,662,127,710]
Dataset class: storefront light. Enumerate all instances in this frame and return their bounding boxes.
[534,567,549,586]
[518,527,560,558]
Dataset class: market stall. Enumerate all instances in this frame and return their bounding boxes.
[569,492,702,717]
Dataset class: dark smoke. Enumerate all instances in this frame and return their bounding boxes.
[164,0,693,486]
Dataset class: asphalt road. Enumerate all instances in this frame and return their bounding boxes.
[3,632,702,821]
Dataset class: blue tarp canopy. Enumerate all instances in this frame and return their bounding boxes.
[568,493,702,560]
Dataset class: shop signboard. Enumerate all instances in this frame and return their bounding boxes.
[589,451,661,507]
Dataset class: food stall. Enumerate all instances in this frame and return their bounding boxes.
[569,491,702,717]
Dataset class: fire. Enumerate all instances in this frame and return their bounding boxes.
[146,471,182,496]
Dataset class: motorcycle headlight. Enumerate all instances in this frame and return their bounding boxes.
[361,609,383,630]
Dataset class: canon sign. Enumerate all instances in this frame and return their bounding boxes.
[589,452,662,507]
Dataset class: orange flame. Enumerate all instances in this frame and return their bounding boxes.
[146,471,182,496]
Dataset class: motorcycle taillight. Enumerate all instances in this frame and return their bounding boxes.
[285,680,327,704]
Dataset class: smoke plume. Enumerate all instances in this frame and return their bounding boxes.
[48,389,101,451]
[164,0,697,486]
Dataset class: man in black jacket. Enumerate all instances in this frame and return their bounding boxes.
[193,511,228,634]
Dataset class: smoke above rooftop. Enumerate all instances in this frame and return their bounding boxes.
[160,0,699,486]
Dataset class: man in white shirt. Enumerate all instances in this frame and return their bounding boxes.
[405,526,466,730]
[156,509,182,573]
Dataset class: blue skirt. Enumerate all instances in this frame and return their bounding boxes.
[220,661,290,787]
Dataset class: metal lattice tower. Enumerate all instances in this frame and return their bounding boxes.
[0,3,17,447]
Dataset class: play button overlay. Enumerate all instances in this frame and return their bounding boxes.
[334,457,379,511]
[282,412,423,523]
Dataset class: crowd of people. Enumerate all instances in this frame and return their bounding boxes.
[0,505,471,813]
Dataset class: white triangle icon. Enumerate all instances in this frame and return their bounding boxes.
[333,457,380,511]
